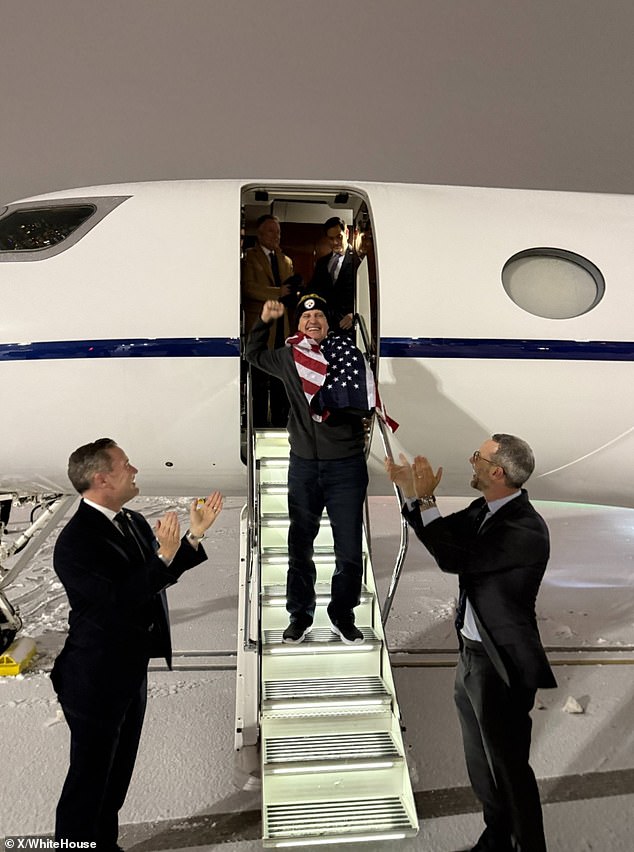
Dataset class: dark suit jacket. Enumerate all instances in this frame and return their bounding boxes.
[309,248,360,328]
[51,500,206,717]
[403,490,556,690]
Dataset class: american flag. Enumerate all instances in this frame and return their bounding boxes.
[319,336,376,415]
[287,332,398,430]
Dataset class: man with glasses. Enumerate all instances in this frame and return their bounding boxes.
[386,434,556,852]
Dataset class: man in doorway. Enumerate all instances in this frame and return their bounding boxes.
[242,214,296,426]
[386,435,556,852]
[309,216,360,335]
[52,438,223,849]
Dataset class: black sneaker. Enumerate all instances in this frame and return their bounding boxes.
[330,621,364,645]
[282,621,312,644]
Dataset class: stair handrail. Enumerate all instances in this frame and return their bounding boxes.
[243,363,258,651]
[354,313,409,625]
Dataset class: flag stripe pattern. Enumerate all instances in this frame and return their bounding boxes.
[287,332,328,419]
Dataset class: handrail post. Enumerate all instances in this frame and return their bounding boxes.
[242,364,258,652]
[354,313,409,627]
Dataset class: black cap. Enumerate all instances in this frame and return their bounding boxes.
[297,293,328,317]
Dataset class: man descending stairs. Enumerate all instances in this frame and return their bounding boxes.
[246,293,372,652]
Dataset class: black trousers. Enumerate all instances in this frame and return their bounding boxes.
[454,640,547,852]
[55,676,148,850]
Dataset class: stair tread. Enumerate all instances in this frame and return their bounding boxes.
[264,730,400,763]
[265,795,416,838]
[262,582,371,600]
[263,675,388,700]
[262,626,379,650]
[260,548,339,562]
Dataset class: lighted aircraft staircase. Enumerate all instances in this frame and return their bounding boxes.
[246,429,419,847]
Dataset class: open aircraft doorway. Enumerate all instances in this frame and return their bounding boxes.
[239,184,378,458]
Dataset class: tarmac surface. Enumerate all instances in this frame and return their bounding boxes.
[2,495,633,850]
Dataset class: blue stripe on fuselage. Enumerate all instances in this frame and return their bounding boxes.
[379,338,634,361]
[0,338,241,360]
[0,337,633,361]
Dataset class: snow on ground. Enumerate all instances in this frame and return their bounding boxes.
[1,494,633,849]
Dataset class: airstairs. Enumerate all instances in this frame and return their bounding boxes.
[236,428,419,847]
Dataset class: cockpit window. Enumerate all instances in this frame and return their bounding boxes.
[0,205,95,251]
[0,195,130,262]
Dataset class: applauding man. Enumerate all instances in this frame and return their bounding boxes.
[52,438,223,850]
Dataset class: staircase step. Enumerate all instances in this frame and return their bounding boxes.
[264,730,401,771]
[262,583,372,605]
[255,434,290,459]
[258,459,290,484]
[261,547,336,564]
[264,796,416,844]
[262,675,391,715]
[260,513,307,526]
[260,522,333,550]
[262,626,379,654]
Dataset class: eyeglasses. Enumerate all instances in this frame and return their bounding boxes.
[472,450,505,474]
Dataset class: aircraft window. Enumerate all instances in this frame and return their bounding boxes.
[0,196,130,262]
[502,248,605,319]
[0,205,94,251]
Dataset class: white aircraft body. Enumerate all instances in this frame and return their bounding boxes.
[0,179,632,507]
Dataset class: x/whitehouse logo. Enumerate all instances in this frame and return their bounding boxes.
[4,841,96,850]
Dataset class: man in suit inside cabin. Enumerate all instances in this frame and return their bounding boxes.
[242,214,296,426]
[51,438,223,850]
[308,216,360,336]
[386,434,556,852]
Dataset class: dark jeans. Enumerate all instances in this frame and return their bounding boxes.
[286,452,368,624]
[455,642,547,852]
[55,676,148,849]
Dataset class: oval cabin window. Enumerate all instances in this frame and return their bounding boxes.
[502,248,605,319]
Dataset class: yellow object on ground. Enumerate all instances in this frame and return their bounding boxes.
[0,636,37,675]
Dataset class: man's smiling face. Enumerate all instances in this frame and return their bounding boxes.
[298,309,329,343]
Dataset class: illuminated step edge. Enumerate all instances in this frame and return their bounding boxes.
[256,443,291,460]
[258,459,290,485]
[261,548,337,565]
[260,514,294,523]
[260,483,290,494]
[262,627,379,655]
[264,796,417,845]
[262,583,372,606]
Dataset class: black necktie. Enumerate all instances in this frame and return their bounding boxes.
[455,588,467,631]
[328,253,340,281]
[474,503,489,532]
[455,503,489,630]
[270,251,281,287]
[114,510,144,554]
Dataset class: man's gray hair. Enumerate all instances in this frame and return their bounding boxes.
[67,438,117,494]
[490,433,535,488]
